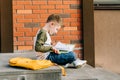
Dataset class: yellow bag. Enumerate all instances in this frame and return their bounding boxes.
[9,57,54,70]
[9,57,66,76]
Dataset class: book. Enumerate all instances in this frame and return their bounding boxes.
[54,42,75,54]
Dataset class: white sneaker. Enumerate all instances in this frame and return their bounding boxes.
[63,63,74,68]
[63,63,69,68]
[73,59,87,68]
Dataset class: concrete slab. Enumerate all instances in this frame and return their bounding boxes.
[1,51,120,80]
[62,64,120,80]
[0,53,61,80]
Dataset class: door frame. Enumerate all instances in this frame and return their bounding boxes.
[82,0,95,67]
[0,0,13,53]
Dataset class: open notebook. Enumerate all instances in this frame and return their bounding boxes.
[54,42,75,54]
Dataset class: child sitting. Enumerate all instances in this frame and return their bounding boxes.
[35,14,86,68]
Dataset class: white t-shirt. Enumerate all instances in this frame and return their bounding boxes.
[35,30,52,60]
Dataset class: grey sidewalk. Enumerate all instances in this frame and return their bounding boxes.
[62,64,120,80]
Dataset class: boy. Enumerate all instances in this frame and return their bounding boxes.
[35,14,86,67]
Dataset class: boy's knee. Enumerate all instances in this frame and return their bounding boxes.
[67,51,76,60]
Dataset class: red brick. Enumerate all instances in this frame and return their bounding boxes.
[78,18,81,22]
[14,37,17,42]
[25,32,36,37]
[71,22,80,27]
[13,10,16,14]
[40,23,46,27]
[33,28,39,32]
[64,9,80,13]
[48,1,62,4]
[51,36,63,40]
[25,41,33,46]
[14,32,24,37]
[12,1,17,6]
[56,5,69,9]
[63,22,70,27]
[70,31,81,35]
[39,23,46,27]
[14,46,17,50]
[13,23,24,28]
[64,27,77,31]
[40,14,51,18]
[33,10,47,14]
[18,46,33,50]
[63,1,80,4]
[17,19,32,23]
[14,41,24,46]
[13,28,16,32]
[18,37,32,41]
[64,35,79,40]
[71,13,81,18]
[17,1,32,5]
[60,40,70,44]
[33,1,47,5]
[40,5,55,9]
[24,14,39,19]
[17,28,32,32]
[33,19,46,23]
[17,10,32,14]
[77,26,81,31]
[13,14,24,19]
[13,5,24,9]
[57,31,70,36]
[63,18,77,22]
[48,10,63,14]
[75,44,82,48]
[13,19,17,24]
[25,5,39,9]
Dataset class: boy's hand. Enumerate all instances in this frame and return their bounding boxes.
[52,47,59,54]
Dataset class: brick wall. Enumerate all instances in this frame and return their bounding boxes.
[13,0,82,58]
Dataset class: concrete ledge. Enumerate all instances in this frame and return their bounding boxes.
[0,53,61,80]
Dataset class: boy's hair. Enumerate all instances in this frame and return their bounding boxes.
[46,14,62,26]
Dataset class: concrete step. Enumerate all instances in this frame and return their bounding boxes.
[86,67,120,80]
[0,53,61,80]
[62,64,120,80]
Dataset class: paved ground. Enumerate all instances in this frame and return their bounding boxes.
[62,64,120,80]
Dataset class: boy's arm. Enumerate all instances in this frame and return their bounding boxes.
[35,31,52,52]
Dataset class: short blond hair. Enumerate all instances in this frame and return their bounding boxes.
[46,14,62,25]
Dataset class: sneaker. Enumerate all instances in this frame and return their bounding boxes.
[63,63,74,68]
[73,59,87,68]
[63,63,69,68]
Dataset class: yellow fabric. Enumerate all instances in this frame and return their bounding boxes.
[58,66,66,76]
[9,57,54,70]
[9,57,66,76]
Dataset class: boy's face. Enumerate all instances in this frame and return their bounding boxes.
[49,22,61,36]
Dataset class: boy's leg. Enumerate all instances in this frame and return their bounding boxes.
[46,51,76,65]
